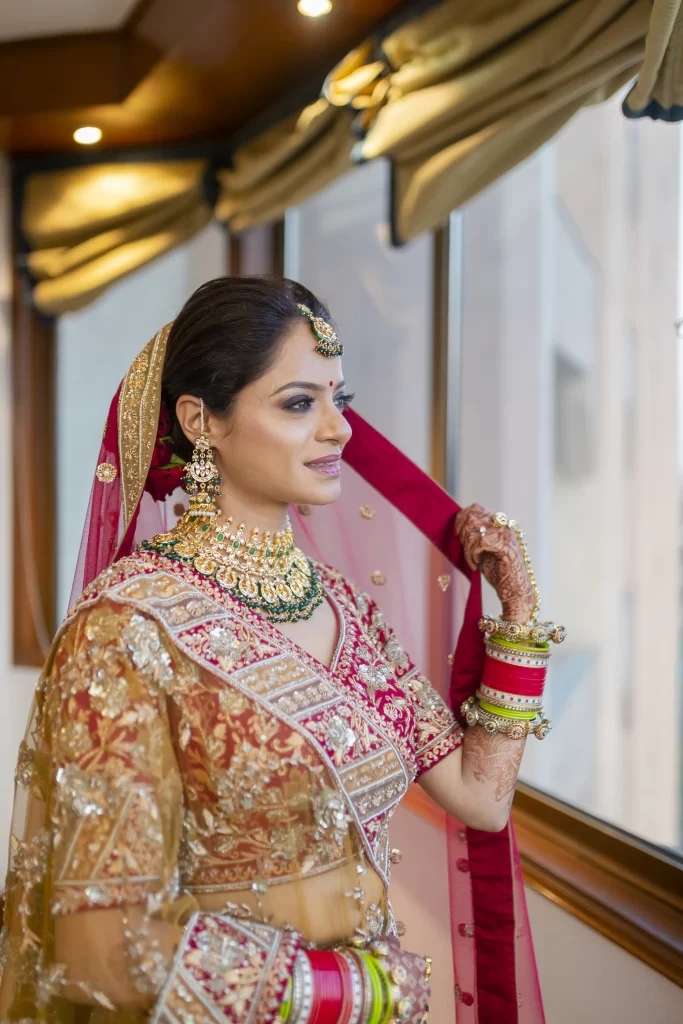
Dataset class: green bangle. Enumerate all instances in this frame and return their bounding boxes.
[278,976,293,1022]
[479,701,537,720]
[488,635,550,654]
[374,956,394,1024]
[360,952,384,1024]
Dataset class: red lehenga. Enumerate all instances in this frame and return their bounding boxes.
[0,325,544,1023]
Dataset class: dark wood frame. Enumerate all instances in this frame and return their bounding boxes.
[228,220,285,279]
[11,260,56,666]
[10,200,683,987]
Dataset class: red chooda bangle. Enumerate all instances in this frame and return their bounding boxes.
[482,654,546,698]
[307,951,345,1024]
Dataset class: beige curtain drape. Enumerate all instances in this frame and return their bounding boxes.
[22,0,676,315]
[623,0,683,118]
[23,161,212,315]
[215,98,354,232]
[321,0,651,242]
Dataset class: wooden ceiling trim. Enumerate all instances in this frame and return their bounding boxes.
[0,0,204,121]
[0,31,159,118]
[4,0,415,155]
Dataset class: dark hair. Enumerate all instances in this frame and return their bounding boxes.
[162,275,332,460]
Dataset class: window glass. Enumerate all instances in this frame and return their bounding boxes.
[455,94,683,853]
[286,160,434,473]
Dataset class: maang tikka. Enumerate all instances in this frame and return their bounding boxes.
[182,398,221,518]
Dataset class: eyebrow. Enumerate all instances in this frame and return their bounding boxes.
[272,379,345,395]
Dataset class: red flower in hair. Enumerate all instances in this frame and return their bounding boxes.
[145,403,186,501]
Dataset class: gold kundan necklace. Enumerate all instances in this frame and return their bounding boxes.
[142,512,324,622]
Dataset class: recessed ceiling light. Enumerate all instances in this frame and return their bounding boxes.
[297,0,332,17]
[73,126,102,145]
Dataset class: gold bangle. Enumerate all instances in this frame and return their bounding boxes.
[479,615,566,645]
[461,697,531,740]
[461,696,552,741]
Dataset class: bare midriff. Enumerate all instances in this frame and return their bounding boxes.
[194,860,386,945]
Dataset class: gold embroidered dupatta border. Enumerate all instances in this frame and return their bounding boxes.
[117,323,173,535]
[66,554,415,902]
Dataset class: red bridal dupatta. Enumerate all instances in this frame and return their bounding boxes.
[66,326,544,1023]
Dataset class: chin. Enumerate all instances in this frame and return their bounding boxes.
[296,476,343,507]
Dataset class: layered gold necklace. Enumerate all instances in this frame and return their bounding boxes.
[142,512,324,622]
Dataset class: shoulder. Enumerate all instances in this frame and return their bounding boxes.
[52,599,169,678]
[50,581,194,708]
[67,550,160,617]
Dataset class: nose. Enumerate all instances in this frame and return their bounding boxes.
[319,397,352,449]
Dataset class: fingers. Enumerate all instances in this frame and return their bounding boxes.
[455,503,486,534]
[468,527,515,565]
[456,505,520,573]
[456,505,490,570]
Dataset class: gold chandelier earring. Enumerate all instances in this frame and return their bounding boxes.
[182,398,221,519]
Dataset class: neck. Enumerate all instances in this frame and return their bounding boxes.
[214,483,290,536]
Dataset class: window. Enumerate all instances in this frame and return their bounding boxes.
[455,92,683,855]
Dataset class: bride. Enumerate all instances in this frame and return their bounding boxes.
[0,276,561,1023]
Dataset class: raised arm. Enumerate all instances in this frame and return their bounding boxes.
[418,504,561,832]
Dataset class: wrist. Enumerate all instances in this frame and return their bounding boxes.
[500,600,534,624]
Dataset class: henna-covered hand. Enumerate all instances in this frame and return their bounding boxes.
[455,504,535,623]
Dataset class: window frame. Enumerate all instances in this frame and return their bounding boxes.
[11,255,56,667]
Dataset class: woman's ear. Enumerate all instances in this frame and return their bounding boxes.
[175,395,203,446]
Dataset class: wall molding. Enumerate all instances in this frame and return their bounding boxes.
[403,782,683,987]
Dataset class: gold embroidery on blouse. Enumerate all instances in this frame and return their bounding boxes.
[44,604,186,916]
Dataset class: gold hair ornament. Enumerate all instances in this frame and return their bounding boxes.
[297,303,344,357]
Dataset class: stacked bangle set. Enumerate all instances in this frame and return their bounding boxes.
[277,944,414,1024]
[461,512,565,742]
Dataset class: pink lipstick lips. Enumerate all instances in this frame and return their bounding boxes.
[306,453,342,477]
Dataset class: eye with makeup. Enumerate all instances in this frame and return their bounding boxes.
[282,392,355,413]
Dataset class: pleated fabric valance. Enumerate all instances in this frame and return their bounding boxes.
[21,0,678,315]
[23,161,213,315]
[238,0,649,244]
[623,0,683,119]
[215,98,355,232]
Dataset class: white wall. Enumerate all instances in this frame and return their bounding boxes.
[56,221,226,619]
[0,155,39,885]
[526,888,683,1023]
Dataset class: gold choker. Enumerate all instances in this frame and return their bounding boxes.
[142,513,324,622]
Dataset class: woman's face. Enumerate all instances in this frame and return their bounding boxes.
[181,320,353,512]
